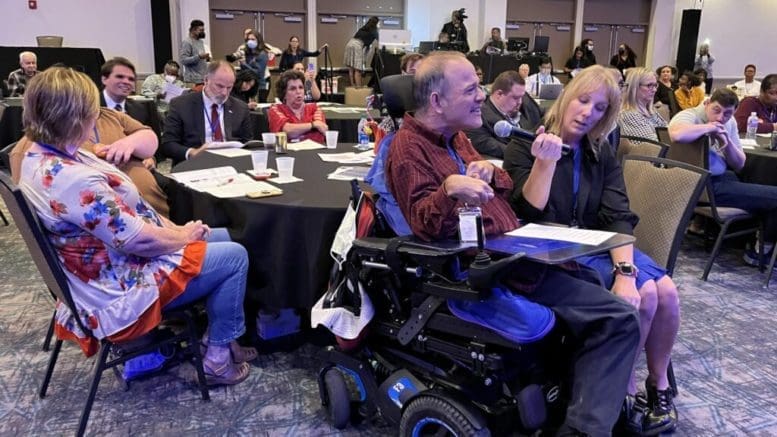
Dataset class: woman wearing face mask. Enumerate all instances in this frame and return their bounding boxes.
[504,65,680,435]
[609,43,637,77]
[140,60,185,101]
[234,30,269,103]
[580,38,597,66]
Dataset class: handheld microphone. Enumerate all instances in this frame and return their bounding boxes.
[493,120,570,155]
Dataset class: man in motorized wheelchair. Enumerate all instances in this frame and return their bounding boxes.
[314,51,641,436]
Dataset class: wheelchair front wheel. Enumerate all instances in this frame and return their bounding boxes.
[399,394,490,437]
[323,368,351,429]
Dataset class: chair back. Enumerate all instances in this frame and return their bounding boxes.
[658,127,712,204]
[380,74,415,119]
[36,35,64,47]
[0,170,92,336]
[344,86,373,107]
[0,141,16,171]
[617,135,669,162]
[622,156,709,275]
[655,104,671,125]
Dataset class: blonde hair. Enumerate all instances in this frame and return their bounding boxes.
[23,67,99,146]
[544,65,622,146]
[622,67,656,115]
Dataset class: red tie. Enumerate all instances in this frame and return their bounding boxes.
[211,104,223,142]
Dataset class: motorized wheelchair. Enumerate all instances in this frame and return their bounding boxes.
[313,182,573,436]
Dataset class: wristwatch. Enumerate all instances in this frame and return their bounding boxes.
[612,261,639,278]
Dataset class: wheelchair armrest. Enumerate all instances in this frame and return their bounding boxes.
[422,281,488,301]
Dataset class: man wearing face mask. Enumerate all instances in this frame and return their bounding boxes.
[525,58,561,97]
[141,60,186,101]
[180,19,211,87]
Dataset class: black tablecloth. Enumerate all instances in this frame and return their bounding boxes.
[0,104,23,148]
[168,147,361,309]
[0,46,105,86]
[741,136,777,186]
[250,106,375,143]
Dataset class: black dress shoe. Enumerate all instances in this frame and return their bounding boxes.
[643,382,678,435]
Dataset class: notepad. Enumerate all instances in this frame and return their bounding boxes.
[506,223,615,246]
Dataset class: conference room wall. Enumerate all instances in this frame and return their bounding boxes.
[0,0,156,74]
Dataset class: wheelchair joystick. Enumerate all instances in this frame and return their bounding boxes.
[468,216,526,291]
[473,215,491,266]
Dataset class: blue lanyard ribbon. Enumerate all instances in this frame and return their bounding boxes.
[571,146,582,227]
[203,105,222,141]
[446,142,467,175]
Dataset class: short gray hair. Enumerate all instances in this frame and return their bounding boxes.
[413,51,467,114]
[19,51,36,62]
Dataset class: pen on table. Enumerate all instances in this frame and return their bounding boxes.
[217,177,234,187]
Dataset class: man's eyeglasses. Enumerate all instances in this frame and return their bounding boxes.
[640,82,659,90]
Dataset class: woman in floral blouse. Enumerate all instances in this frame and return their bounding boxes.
[17,67,255,386]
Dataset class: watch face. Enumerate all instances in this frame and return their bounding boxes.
[621,264,634,275]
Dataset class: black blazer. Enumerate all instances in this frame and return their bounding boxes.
[466,94,544,159]
[503,135,638,235]
[100,93,162,138]
[160,91,252,165]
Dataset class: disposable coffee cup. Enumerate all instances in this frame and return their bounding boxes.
[276,132,288,154]
[325,130,339,149]
[251,150,268,173]
[261,133,276,150]
[276,157,295,180]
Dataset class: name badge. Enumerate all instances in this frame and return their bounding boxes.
[458,206,483,243]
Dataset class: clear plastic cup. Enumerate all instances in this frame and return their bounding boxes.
[325,130,339,149]
[276,157,295,180]
[261,133,276,150]
[251,150,268,173]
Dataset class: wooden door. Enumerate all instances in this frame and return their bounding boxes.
[209,10,258,61]
[316,15,359,69]
[613,25,647,67]
[261,12,306,57]
[582,24,615,66]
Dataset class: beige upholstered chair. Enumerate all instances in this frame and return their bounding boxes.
[344,86,373,107]
[617,134,669,163]
[36,35,64,47]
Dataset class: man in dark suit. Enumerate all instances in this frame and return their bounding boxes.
[100,57,162,138]
[466,70,543,158]
[161,60,252,165]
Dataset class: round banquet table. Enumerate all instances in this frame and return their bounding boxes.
[167,146,365,310]
[740,135,777,186]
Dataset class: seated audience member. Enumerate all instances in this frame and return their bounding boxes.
[564,46,590,77]
[609,43,637,77]
[619,67,667,140]
[180,19,210,87]
[141,60,185,101]
[231,69,260,109]
[100,57,162,136]
[400,53,424,76]
[11,106,169,216]
[480,27,505,53]
[268,70,328,144]
[654,65,677,106]
[292,62,322,102]
[674,71,704,110]
[504,65,679,435]
[734,73,777,134]
[385,51,640,436]
[7,51,38,96]
[518,63,530,81]
[279,35,325,71]
[466,70,543,158]
[669,88,777,265]
[525,57,561,97]
[475,66,489,95]
[161,61,252,165]
[733,64,761,98]
[17,67,255,385]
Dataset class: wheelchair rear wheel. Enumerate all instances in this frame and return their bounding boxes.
[323,368,351,429]
[399,394,490,437]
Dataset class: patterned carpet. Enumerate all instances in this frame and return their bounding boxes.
[1,198,776,436]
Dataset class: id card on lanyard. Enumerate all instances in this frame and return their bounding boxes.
[571,147,582,228]
[448,141,485,242]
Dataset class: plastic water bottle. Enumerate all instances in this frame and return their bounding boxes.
[746,112,759,140]
[358,117,369,149]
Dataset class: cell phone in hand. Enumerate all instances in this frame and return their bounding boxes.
[308,63,314,72]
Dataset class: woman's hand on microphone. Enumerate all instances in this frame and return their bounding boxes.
[530,126,564,163]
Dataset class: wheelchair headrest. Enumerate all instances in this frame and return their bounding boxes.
[380,74,416,119]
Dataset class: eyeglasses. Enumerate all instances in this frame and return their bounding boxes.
[640,82,659,90]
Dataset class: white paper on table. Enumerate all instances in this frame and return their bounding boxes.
[270,176,304,184]
[255,103,273,110]
[202,177,283,198]
[163,82,186,102]
[318,150,374,164]
[327,166,371,181]
[505,223,615,246]
[206,148,253,157]
[328,107,366,113]
[756,133,772,138]
[203,141,245,150]
[169,166,237,187]
[286,139,326,151]
[246,168,278,177]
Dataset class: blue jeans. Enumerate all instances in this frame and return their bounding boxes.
[165,228,249,345]
[712,171,777,241]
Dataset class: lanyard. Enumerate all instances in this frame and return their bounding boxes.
[203,105,222,141]
[571,146,582,227]
[37,142,79,161]
[446,142,467,175]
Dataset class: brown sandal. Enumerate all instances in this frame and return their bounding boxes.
[202,358,250,386]
[200,340,258,364]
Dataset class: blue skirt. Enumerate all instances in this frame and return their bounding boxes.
[575,248,667,290]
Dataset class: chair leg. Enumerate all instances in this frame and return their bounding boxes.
[39,339,62,398]
[701,222,730,281]
[667,360,678,397]
[763,246,777,288]
[42,310,55,352]
[184,313,210,401]
[77,344,110,437]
